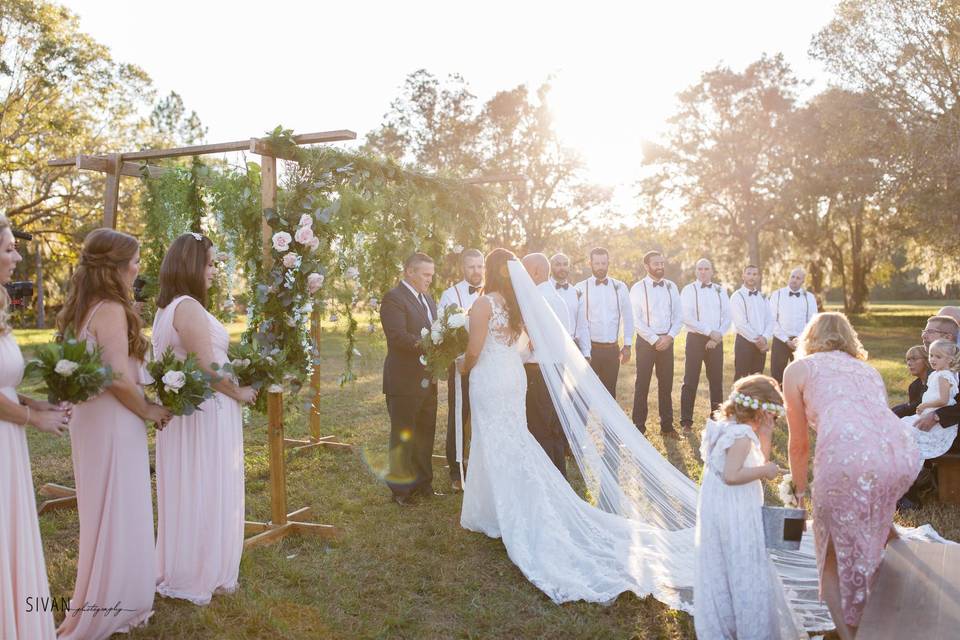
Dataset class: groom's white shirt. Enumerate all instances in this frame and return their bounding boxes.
[439,279,480,316]
[523,281,572,364]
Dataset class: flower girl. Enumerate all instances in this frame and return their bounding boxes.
[901,338,960,459]
[694,374,804,640]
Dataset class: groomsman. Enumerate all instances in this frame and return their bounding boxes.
[768,267,817,385]
[438,248,484,492]
[630,251,682,436]
[521,253,570,476]
[550,253,590,358]
[380,253,439,506]
[679,258,731,433]
[731,264,773,381]
[575,248,634,398]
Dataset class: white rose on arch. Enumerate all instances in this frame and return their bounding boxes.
[298,213,313,228]
[294,225,316,246]
[272,231,292,252]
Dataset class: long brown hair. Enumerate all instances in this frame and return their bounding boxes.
[482,248,523,337]
[57,228,148,361]
[0,215,12,335]
[157,233,214,309]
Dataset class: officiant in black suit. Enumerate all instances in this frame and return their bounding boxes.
[380,252,440,506]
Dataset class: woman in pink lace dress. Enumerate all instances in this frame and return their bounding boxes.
[783,312,921,639]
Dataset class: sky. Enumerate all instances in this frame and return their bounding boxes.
[60,0,841,215]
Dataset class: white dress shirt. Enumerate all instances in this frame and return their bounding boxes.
[524,281,574,364]
[401,279,433,323]
[575,276,634,347]
[438,279,480,316]
[681,281,731,337]
[551,277,591,357]
[630,276,682,346]
[769,286,817,342]
[730,286,773,342]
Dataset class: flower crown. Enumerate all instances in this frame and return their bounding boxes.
[730,391,785,416]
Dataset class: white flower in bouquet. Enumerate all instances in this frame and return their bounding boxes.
[298,213,313,228]
[54,359,80,377]
[448,312,468,329]
[271,231,292,252]
[294,225,316,245]
[161,370,187,394]
[282,253,299,269]
[431,328,443,344]
[420,327,430,339]
[306,273,324,294]
[778,474,798,508]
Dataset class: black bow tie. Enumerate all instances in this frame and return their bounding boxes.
[789,291,801,297]
[555,282,569,290]
[748,290,758,296]
[652,280,665,288]
[468,285,480,295]
[700,282,712,289]
[595,278,608,286]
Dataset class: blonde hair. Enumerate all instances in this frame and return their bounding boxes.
[797,311,867,360]
[714,374,784,423]
[928,339,960,372]
[0,215,11,335]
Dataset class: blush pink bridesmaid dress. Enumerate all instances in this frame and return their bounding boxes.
[0,331,56,639]
[800,350,922,627]
[58,301,155,640]
[152,295,244,605]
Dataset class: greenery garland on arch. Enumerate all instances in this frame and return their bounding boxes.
[138,126,500,408]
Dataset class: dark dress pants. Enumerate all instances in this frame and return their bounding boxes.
[385,391,438,498]
[679,332,723,427]
[590,342,621,398]
[524,363,567,477]
[632,338,675,433]
[734,334,766,381]
[770,337,795,385]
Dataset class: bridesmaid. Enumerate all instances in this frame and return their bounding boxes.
[57,229,171,640]
[0,215,70,640]
[152,233,255,605]
[783,312,921,640]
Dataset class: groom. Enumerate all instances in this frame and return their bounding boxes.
[521,253,571,476]
[380,252,440,506]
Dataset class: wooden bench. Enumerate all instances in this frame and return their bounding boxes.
[931,452,960,505]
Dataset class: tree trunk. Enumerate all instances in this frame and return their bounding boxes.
[847,202,868,314]
[807,260,825,309]
[747,228,761,270]
[34,241,45,328]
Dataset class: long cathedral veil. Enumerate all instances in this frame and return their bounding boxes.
[506,259,948,634]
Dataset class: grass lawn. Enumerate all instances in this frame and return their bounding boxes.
[16,305,960,639]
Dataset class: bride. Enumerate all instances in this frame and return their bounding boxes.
[454,248,946,636]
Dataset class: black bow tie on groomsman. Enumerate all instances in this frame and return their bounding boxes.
[652,280,665,288]
[555,282,569,290]
[700,282,712,289]
[789,291,802,297]
[748,290,759,296]
[468,285,481,295]
[595,278,608,286]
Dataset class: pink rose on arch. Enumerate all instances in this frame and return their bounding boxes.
[307,237,320,252]
[272,231,292,252]
[298,213,313,228]
[294,225,315,245]
[282,253,298,269]
[307,273,324,294]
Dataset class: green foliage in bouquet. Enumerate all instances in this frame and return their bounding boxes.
[419,305,469,380]
[146,347,215,416]
[25,332,115,404]
[211,342,286,413]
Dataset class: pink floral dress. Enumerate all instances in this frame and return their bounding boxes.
[800,350,921,626]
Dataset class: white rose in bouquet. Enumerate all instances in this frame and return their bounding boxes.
[431,329,444,344]
[294,225,315,245]
[778,474,798,508]
[271,231,292,252]
[420,327,430,339]
[298,213,313,228]
[448,312,468,329]
[54,359,80,377]
[161,370,187,394]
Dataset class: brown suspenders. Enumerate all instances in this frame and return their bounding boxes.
[694,283,723,330]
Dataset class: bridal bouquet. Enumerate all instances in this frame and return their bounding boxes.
[778,473,799,508]
[146,348,215,416]
[420,305,469,380]
[25,332,114,403]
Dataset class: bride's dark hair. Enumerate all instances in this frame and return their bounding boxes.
[482,248,523,337]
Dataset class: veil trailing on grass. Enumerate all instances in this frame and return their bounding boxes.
[506,260,948,634]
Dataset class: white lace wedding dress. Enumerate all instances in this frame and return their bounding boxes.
[461,294,693,604]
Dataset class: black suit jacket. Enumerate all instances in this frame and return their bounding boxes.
[380,282,437,397]
[892,376,927,418]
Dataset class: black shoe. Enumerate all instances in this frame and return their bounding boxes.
[896,497,918,512]
[393,494,416,507]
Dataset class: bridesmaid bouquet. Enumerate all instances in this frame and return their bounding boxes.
[146,348,215,416]
[25,332,114,403]
[419,305,469,380]
[212,343,274,413]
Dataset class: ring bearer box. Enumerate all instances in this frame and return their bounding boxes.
[762,506,806,551]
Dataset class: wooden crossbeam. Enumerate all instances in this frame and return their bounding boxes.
[48,130,356,167]
[76,155,168,178]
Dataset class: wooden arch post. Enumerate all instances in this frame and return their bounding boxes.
[45,130,354,550]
